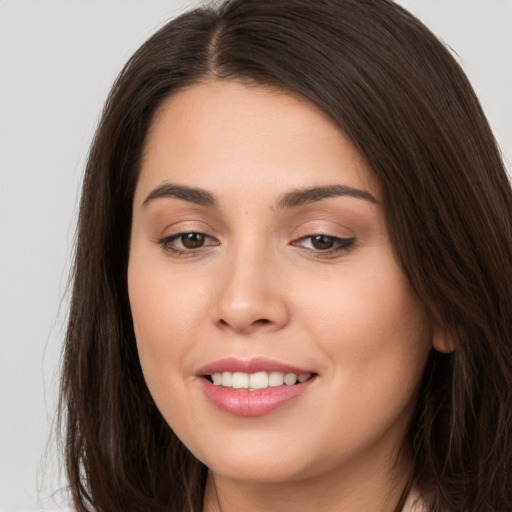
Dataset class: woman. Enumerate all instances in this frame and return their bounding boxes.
[59,0,512,510]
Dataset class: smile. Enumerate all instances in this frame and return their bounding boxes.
[197,358,318,416]
[208,371,313,389]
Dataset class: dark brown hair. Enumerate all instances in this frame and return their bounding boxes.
[59,1,512,510]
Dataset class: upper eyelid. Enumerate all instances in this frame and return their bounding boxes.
[152,214,353,237]
[155,220,220,238]
[160,231,218,243]
[291,219,354,236]
[291,230,354,245]
[293,234,354,245]
[158,230,351,242]
[155,221,356,244]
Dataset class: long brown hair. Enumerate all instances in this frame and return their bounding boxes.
[59,1,512,510]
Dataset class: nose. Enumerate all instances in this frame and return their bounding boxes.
[212,247,290,334]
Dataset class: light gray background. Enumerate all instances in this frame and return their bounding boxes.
[1,1,510,510]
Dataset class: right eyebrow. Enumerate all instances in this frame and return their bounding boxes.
[142,183,218,208]
[276,184,378,209]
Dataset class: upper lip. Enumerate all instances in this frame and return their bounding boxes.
[197,357,315,376]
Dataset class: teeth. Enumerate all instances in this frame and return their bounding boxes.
[221,372,232,387]
[210,371,312,389]
[250,371,269,389]
[269,371,285,387]
[232,372,249,389]
[284,373,297,385]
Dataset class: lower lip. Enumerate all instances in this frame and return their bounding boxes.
[199,377,316,417]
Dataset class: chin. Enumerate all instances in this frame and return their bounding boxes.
[205,455,315,484]
[186,430,329,484]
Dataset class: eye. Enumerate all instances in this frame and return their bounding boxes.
[307,235,338,250]
[293,234,355,255]
[179,232,207,249]
[158,232,219,255]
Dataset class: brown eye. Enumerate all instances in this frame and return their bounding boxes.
[292,234,356,256]
[158,231,219,255]
[310,235,335,250]
[181,233,206,249]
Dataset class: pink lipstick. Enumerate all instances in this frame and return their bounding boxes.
[197,357,317,416]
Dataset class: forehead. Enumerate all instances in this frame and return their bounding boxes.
[136,80,379,204]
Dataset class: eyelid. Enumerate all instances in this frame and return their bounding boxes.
[291,216,354,235]
[153,217,221,239]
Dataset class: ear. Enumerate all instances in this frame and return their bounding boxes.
[431,325,456,353]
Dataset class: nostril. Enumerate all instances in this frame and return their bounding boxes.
[253,318,271,326]
[217,318,270,328]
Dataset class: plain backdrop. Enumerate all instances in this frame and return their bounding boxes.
[0,1,510,510]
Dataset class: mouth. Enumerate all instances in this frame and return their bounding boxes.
[204,370,315,390]
[197,358,318,416]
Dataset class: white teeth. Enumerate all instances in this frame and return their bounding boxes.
[232,372,249,389]
[221,371,232,387]
[268,371,285,387]
[249,371,269,389]
[210,371,312,389]
[284,373,297,385]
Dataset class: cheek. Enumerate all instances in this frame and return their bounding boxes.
[297,253,431,389]
[286,259,431,463]
[127,251,208,387]
[127,254,213,441]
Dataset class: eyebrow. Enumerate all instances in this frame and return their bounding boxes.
[142,182,377,209]
[276,185,377,209]
[142,183,218,208]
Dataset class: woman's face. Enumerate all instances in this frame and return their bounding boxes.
[128,80,434,484]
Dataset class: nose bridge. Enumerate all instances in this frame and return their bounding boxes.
[213,233,289,333]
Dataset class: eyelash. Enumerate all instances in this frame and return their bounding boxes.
[157,232,355,257]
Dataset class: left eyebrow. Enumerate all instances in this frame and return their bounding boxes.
[142,183,218,208]
[276,185,378,209]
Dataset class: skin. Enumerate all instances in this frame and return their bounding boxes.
[128,80,438,511]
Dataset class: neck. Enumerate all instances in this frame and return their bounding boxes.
[203,453,412,512]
